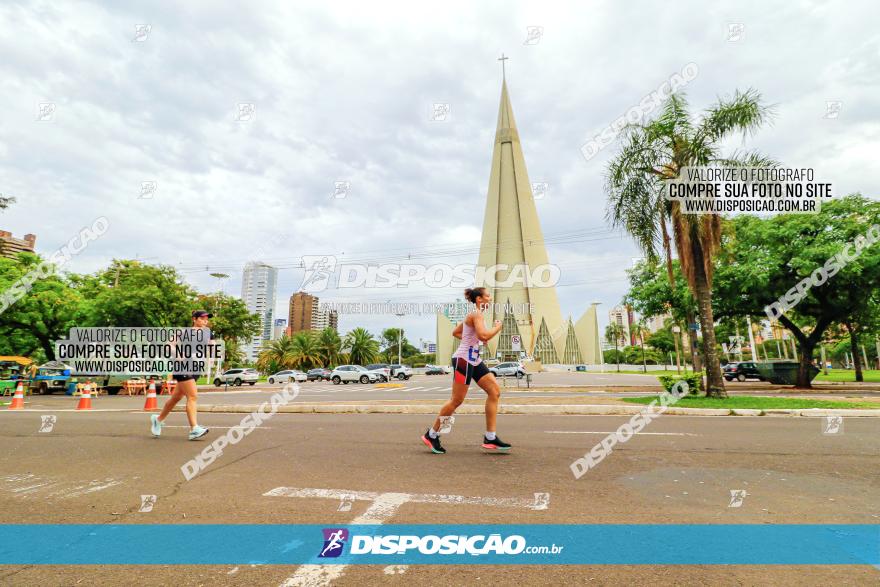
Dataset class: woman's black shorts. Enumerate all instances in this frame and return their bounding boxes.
[451,357,490,385]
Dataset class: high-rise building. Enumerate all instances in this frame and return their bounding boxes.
[608,305,635,347]
[289,292,338,333]
[437,74,601,366]
[645,313,669,334]
[0,231,36,259]
[241,262,278,362]
[273,319,287,340]
[313,308,338,332]
[289,292,317,333]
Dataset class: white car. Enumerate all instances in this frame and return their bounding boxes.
[330,365,379,385]
[390,364,412,380]
[267,370,307,384]
[489,362,526,378]
[214,368,260,386]
[367,367,391,382]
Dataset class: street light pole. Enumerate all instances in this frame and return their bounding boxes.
[672,325,682,375]
[395,312,405,368]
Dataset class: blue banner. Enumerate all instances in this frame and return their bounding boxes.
[0,524,877,565]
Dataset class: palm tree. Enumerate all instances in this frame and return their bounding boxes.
[631,320,650,373]
[256,336,295,373]
[343,327,379,365]
[606,90,775,398]
[316,327,342,367]
[257,332,323,372]
[605,323,625,372]
[287,331,323,370]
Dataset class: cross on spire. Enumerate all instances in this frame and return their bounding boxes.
[498,53,509,80]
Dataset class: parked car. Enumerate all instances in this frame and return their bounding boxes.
[389,364,412,380]
[330,365,379,385]
[366,363,412,380]
[723,361,764,382]
[307,368,332,381]
[424,364,450,375]
[489,361,526,378]
[214,368,259,386]
[367,366,391,382]
[268,370,307,384]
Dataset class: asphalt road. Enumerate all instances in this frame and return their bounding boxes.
[0,409,877,586]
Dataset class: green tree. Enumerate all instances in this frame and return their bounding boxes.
[316,327,342,367]
[381,328,415,363]
[606,90,775,397]
[343,327,379,365]
[630,320,650,372]
[604,322,625,372]
[624,260,695,328]
[646,327,675,356]
[196,292,261,370]
[0,253,83,359]
[257,332,323,372]
[713,195,880,387]
[77,260,195,327]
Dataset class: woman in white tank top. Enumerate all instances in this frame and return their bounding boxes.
[421,287,511,453]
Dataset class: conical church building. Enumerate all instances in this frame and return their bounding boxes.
[436,77,602,366]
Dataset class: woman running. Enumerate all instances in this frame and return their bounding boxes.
[422,287,511,453]
[150,310,211,440]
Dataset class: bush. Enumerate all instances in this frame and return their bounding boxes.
[657,373,702,395]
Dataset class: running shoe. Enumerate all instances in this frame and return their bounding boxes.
[421,429,446,454]
[150,414,163,437]
[481,435,511,451]
[188,425,209,440]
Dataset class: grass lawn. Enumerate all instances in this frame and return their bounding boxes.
[622,395,877,410]
[814,369,880,383]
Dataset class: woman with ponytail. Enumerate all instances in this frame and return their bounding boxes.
[422,287,510,453]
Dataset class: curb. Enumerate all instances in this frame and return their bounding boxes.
[199,404,880,417]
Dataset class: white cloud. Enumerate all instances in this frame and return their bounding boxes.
[0,0,877,341]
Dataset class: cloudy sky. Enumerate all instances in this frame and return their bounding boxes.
[1,0,877,344]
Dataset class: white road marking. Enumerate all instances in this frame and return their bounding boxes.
[2,474,124,499]
[545,431,697,436]
[0,408,137,412]
[162,425,272,429]
[268,486,549,586]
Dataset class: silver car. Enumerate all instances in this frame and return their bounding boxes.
[489,362,526,378]
[268,370,307,384]
[213,368,260,386]
[330,365,379,385]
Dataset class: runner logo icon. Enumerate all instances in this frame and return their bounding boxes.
[318,528,349,558]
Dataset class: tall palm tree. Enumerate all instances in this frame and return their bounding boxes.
[606,89,775,398]
[605,323,625,372]
[316,327,342,368]
[343,327,379,365]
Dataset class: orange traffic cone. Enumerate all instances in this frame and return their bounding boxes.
[143,379,158,411]
[76,381,93,411]
[8,381,25,409]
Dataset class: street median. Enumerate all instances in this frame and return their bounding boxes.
[198,403,880,417]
